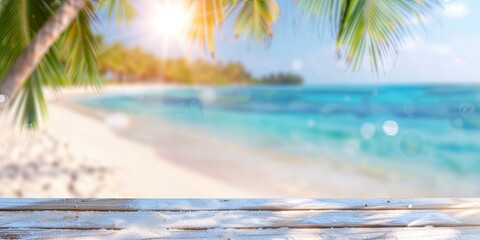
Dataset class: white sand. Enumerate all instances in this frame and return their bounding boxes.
[0,88,255,197]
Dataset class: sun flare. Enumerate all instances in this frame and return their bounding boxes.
[147,1,192,40]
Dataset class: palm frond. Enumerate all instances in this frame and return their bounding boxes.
[0,0,30,79]
[60,3,102,87]
[11,44,70,130]
[297,0,440,73]
[0,0,6,15]
[97,0,135,25]
[0,0,104,128]
[16,43,71,130]
[1,0,135,129]
[188,0,225,56]
[227,0,280,42]
[0,0,64,129]
[188,0,280,56]
[13,71,47,130]
[295,0,342,35]
[39,45,68,87]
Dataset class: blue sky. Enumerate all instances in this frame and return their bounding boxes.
[100,0,480,84]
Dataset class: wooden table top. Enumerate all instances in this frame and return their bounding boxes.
[0,198,479,239]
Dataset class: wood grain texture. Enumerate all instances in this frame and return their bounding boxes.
[1,227,480,240]
[0,209,480,229]
[1,199,480,239]
[1,198,479,211]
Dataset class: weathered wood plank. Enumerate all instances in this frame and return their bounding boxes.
[1,209,479,229]
[0,199,479,211]
[1,227,480,240]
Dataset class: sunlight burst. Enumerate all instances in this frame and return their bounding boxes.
[147,1,192,40]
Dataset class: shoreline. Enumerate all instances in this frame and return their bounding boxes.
[63,85,480,196]
[0,86,257,197]
[2,84,479,197]
[116,115,480,197]
[64,85,478,197]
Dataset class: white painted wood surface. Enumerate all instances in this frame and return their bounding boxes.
[1,198,479,210]
[0,199,479,239]
[1,228,480,240]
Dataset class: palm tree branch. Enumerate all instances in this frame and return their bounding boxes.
[297,0,440,73]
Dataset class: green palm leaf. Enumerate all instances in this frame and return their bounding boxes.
[0,0,135,129]
[0,0,65,129]
[14,72,46,130]
[59,3,102,87]
[97,0,135,25]
[0,0,31,79]
[297,0,440,73]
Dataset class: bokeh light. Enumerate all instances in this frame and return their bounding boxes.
[360,122,376,139]
[383,120,399,136]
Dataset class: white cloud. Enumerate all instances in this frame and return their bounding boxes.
[428,43,451,54]
[401,35,452,55]
[443,2,470,19]
[291,59,303,71]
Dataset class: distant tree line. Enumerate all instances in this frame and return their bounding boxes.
[256,73,303,85]
[98,42,303,85]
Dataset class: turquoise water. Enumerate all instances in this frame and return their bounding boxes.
[81,85,480,176]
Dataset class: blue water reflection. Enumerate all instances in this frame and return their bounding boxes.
[81,85,480,175]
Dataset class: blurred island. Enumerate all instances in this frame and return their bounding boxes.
[98,42,303,85]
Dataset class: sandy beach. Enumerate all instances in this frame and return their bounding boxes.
[0,86,256,197]
[1,85,479,198]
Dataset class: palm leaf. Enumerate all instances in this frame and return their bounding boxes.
[0,0,65,129]
[188,0,225,56]
[13,71,46,130]
[59,3,102,87]
[97,0,135,25]
[0,1,4,11]
[227,0,280,42]
[0,0,31,79]
[295,0,343,35]
[188,0,280,56]
[297,0,440,73]
[14,44,68,130]
[1,0,136,129]
[39,45,68,87]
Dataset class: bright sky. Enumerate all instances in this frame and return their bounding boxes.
[100,0,480,84]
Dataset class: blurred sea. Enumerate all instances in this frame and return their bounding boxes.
[81,85,480,179]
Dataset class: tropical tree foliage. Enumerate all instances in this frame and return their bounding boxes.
[0,0,133,129]
[0,0,440,129]
[99,43,253,84]
[256,73,303,85]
